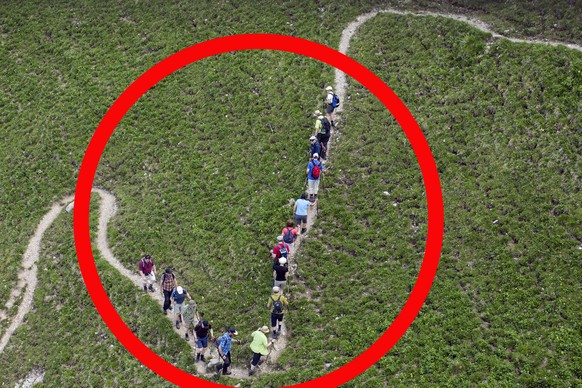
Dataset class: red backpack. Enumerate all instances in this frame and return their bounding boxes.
[312,163,321,179]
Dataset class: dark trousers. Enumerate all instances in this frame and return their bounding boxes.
[222,351,231,373]
[317,133,330,158]
[251,352,262,367]
[163,289,172,312]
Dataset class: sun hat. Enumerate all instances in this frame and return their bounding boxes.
[325,86,333,91]
[176,286,183,294]
[277,235,284,242]
[260,326,270,334]
[310,135,317,141]
[314,110,322,116]
[279,257,287,265]
[273,286,280,293]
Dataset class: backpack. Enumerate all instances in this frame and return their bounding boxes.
[320,117,331,134]
[279,244,288,258]
[312,163,321,179]
[283,228,294,244]
[331,94,340,108]
[271,295,284,314]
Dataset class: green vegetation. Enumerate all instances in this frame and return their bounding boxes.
[0,0,580,386]
[291,13,580,386]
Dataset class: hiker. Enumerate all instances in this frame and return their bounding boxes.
[272,235,291,266]
[314,110,331,159]
[273,257,289,292]
[216,328,241,376]
[160,268,177,315]
[249,326,274,376]
[307,153,323,201]
[309,135,321,158]
[138,254,157,292]
[182,299,198,341]
[293,193,317,234]
[171,286,192,329]
[267,286,288,339]
[325,85,339,127]
[194,313,213,362]
[281,219,298,254]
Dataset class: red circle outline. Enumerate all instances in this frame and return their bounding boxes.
[74,34,444,387]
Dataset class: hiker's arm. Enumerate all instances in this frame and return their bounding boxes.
[273,270,277,279]
[187,292,192,300]
[293,202,297,214]
[152,265,157,275]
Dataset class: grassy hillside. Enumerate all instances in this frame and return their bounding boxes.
[288,13,581,386]
[0,0,580,386]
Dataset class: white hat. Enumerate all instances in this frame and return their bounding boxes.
[279,257,287,264]
[325,86,333,91]
[277,235,284,242]
[313,153,319,159]
[176,286,183,295]
[309,135,317,141]
[314,110,322,116]
[273,286,280,293]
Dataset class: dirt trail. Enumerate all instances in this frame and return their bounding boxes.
[3,7,580,385]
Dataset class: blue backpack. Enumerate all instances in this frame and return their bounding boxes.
[331,94,340,108]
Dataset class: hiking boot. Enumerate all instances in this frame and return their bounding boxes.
[163,309,167,315]
[143,285,148,292]
[272,332,279,339]
[195,354,200,361]
[215,365,221,375]
[175,321,180,329]
[168,305,173,311]
[200,355,206,362]
[249,368,255,376]
[301,228,307,234]
[223,371,232,376]
[185,333,189,341]
[148,285,155,292]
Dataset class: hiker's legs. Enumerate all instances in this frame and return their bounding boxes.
[163,290,172,312]
[274,280,286,292]
[250,352,261,372]
[277,315,284,333]
[313,179,320,196]
[326,104,334,125]
[271,313,278,336]
[307,180,316,200]
[174,303,184,327]
[222,352,231,373]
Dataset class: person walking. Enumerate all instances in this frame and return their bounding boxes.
[194,313,213,362]
[325,85,339,127]
[293,193,317,234]
[248,326,274,376]
[159,268,177,315]
[182,299,198,341]
[307,154,323,202]
[314,110,331,159]
[267,286,288,339]
[273,257,289,292]
[309,136,321,158]
[171,286,192,329]
[216,328,240,376]
[272,235,291,266]
[281,219,298,254]
[138,254,157,292]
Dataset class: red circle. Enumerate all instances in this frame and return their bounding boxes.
[74,34,444,387]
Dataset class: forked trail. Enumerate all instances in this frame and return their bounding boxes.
[3,7,580,385]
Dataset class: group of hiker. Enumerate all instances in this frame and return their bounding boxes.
[137,255,215,363]
[135,86,339,377]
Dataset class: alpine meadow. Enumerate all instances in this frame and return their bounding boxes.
[0,1,580,387]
